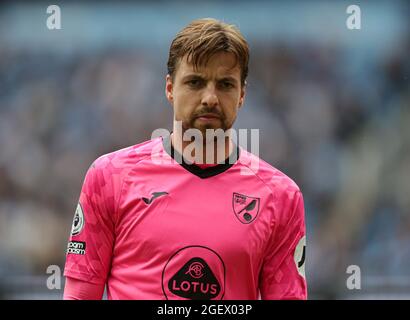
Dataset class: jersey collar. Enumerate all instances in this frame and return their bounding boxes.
[162,134,240,179]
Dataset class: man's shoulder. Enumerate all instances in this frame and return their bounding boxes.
[238,148,301,195]
[90,137,162,173]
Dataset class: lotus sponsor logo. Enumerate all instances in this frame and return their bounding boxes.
[162,246,225,300]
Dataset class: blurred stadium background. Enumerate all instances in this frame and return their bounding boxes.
[0,0,409,299]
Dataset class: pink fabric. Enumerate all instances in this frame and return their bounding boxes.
[64,136,307,300]
[63,276,105,300]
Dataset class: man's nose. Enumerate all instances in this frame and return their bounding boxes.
[201,83,219,108]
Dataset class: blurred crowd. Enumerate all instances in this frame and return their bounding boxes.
[0,23,409,299]
[242,38,410,297]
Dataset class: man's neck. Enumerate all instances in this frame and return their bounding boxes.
[170,131,234,165]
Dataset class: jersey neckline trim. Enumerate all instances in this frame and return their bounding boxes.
[161,135,240,179]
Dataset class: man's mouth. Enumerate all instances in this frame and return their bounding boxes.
[196,113,220,120]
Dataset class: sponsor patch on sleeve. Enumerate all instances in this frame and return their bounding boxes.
[66,241,86,255]
[293,235,306,279]
[71,203,85,236]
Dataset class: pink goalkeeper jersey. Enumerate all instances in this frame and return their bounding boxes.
[64,135,307,300]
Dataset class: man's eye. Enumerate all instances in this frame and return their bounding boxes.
[187,79,202,87]
[220,81,234,89]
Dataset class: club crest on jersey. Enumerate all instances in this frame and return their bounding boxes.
[232,193,260,224]
[71,203,85,236]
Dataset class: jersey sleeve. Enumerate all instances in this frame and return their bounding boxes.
[63,276,105,300]
[259,189,307,300]
[64,157,117,285]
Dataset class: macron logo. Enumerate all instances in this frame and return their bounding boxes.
[142,192,168,204]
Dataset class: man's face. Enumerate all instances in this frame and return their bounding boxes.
[166,52,245,136]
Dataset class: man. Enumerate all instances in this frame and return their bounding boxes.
[63,18,307,300]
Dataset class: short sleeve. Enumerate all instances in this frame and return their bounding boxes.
[64,157,116,285]
[259,190,307,300]
[63,276,105,300]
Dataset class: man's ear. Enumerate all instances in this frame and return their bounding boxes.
[239,81,246,108]
[165,74,174,105]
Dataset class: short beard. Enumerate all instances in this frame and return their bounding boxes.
[183,108,232,135]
